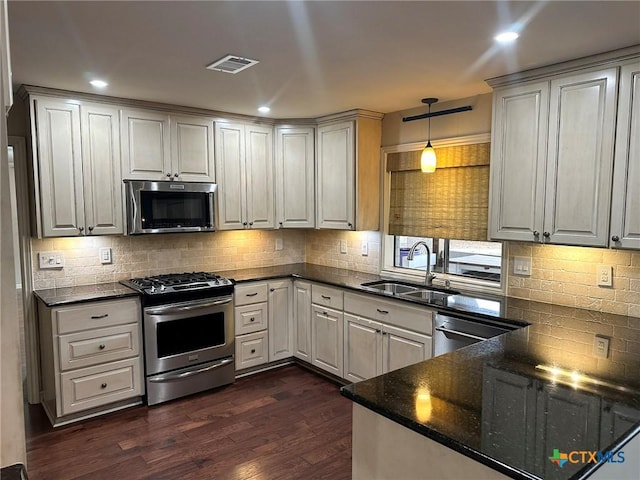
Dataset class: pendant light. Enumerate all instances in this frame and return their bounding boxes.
[421,97,438,173]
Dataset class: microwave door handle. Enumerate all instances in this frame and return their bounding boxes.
[145,297,233,315]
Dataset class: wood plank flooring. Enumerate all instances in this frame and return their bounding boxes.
[25,365,353,480]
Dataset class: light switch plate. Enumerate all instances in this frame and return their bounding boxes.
[340,240,348,254]
[275,238,283,251]
[39,251,64,269]
[594,335,610,358]
[361,242,368,256]
[513,256,531,276]
[597,265,613,287]
[99,247,112,264]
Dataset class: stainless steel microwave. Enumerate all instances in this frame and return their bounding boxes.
[124,180,216,235]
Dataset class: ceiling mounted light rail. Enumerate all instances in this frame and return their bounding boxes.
[402,98,473,173]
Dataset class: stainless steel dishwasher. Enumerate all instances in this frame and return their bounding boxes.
[434,312,515,356]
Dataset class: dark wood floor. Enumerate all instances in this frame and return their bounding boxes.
[25,365,353,480]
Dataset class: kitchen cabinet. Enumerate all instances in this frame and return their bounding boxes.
[489,66,618,247]
[31,96,123,237]
[36,296,144,426]
[275,126,315,228]
[268,279,293,361]
[121,109,215,182]
[600,401,640,447]
[311,285,344,377]
[215,122,274,230]
[293,280,312,362]
[234,282,269,370]
[316,110,383,230]
[610,60,640,249]
[343,292,433,382]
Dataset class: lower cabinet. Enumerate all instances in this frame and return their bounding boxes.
[268,279,293,361]
[37,296,144,426]
[293,280,312,361]
[311,305,344,377]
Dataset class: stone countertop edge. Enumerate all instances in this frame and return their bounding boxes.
[33,282,140,307]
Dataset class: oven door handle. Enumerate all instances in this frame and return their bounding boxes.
[145,296,233,315]
[148,357,234,383]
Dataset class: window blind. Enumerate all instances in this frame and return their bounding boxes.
[388,143,490,241]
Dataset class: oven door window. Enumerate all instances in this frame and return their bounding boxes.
[140,191,211,229]
[156,312,226,358]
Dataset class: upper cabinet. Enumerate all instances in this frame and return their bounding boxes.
[121,109,214,182]
[488,48,640,249]
[316,111,383,230]
[215,122,274,230]
[30,95,123,237]
[610,60,640,249]
[275,126,315,228]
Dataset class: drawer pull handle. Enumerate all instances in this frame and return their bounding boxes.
[100,383,107,389]
[250,317,255,322]
[91,314,109,319]
[322,311,328,316]
[321,295,331,300]
[246,292,258,297]
[99,344,106,350]
[251,349,256,354]
[377,309,389,314]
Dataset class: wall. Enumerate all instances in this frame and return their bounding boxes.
[31,229,305,289]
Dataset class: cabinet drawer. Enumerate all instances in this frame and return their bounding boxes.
[235,302,268,335]
[344,292,433,335]
[59,357,143,416]
[235,331,268,370]
[312,284,344,310]
[58,323,140,371]
[235,283,268,306]
[54,298,141,334]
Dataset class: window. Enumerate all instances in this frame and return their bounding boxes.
[393,236,502,283]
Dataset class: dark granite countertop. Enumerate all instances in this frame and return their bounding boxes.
[33,282,139,307]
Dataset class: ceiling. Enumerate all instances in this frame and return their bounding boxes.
[7,1,640,119]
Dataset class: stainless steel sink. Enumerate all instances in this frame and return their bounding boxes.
[401,290,451,302]
[360,281,420,295]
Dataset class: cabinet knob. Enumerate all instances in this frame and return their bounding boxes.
[78,226,84,234]
[100,383,107,389]
[166,173,171,177]
[99,344,106,350]
[279,222,283,227]
[88,226,94,233]
[249,222,254,227]
[543,231,550,238]
[533,230,539,237]
[347,222,353,228]
[243,222,248,227]
[611,235,620,242]
[250,349,256,354]
[174,173,179,178]
[250,317,255,322]
[270,288,275,292]
[375,329,381,334]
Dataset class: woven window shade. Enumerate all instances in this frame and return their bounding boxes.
[388,143,490,240]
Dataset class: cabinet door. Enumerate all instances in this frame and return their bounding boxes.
[121,108,171,180]
[311,305,343,377]
[344,314,381,382]
[293,281,312,361]
[275,126,315,228]
[534,383,601,479]
[544,68,618,246]
[600,402,640,447]
[381,323,431,374]
[35,96,85,237]
[245,124,275,229]
[268,280,293,361]
[489,82,548,242]
[610,61,640,249]
[214,122,246,230]
[80,103,123,235]
[170,114,215,182]
[481,366,537,472]
[316,121,354,230]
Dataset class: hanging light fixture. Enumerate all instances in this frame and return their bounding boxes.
[420,98,438,173]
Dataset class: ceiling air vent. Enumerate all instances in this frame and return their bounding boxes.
[206,55,259,74]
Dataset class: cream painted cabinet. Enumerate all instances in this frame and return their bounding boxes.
[293,280,312,362]
[268,279,293,361]
[215,122,274,230]
[311,284,345,377]
[32,96,123,237]
[610,60,640,249]
[316,111,383,230]
[489,65,619,247]
[37,296,144,426]
[234,282,269,370]
[275,126,315,228]
[344,314,381,382]
[381,323,431,374]
[121,109,214,182]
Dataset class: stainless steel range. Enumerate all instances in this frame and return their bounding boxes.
[121,272,235,405]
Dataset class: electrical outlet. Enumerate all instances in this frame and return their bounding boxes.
[99,247,112,264]
[340,240,348,254]
[594,335,610,359]
[38,251,64,269]
[361,242,368,256]
[275,238,283,251]
[513,256,531,276]
[597,265,613,287]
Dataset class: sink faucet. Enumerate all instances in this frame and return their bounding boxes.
[407,241,436,287]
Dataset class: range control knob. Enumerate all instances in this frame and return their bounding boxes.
[160,284,166,292]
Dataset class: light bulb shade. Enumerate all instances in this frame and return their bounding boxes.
[420,145,437,173]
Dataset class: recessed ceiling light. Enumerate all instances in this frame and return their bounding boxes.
[258,106,271,113]
[494,31,519,43]
[89,79,108,88]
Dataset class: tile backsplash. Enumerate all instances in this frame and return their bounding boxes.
[305,230,381,274]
